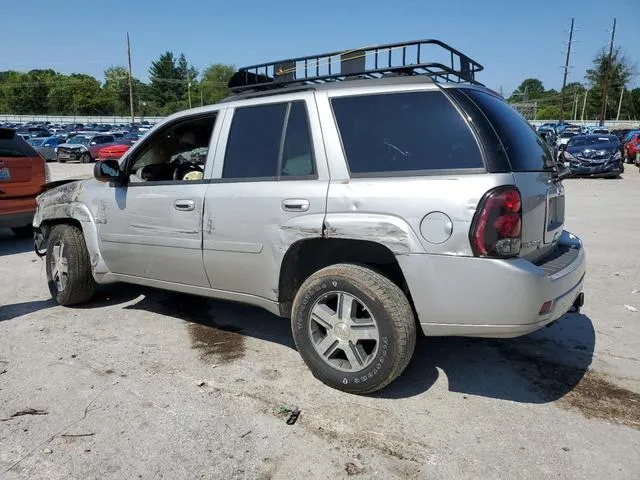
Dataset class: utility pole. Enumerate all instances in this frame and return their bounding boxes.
[559,18,575,122]
[126,32,135,124]
[200,90,204,107]
[187,74,192,109]
[581,90,588,121]
[616,86,624,121]
[573,92,579,120]
[599,18,616,126]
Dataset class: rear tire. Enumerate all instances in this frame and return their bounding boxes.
[291,264,416,394]
[45,224,97,306]
[57,157,66,163]
[10,224,33,238]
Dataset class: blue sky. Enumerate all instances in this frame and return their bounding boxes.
[1,0,638,95]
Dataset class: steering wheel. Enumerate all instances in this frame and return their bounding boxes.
[173,161,204,181]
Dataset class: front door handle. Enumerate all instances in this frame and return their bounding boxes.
[174,199,195,211]
[282,199,310,212]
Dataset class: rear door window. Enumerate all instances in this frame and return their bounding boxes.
[223,103,287,179]
[331,91,483,175]
[222,101,315,180]
[461,89,555,171]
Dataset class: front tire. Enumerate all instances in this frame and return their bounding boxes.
[81,153,92,163]
[291,264,416,394]
[45,224,97,306]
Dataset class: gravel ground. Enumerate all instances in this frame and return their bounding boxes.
[1,162,639,479]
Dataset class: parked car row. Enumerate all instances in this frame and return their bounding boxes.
[0,120,154,140]
[18,130,146,163]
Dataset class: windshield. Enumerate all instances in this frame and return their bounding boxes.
[560,132,576,138]
[124,133,143,141]
[27,138,45,147]
[568,136,617,148]
[68,136,90,145]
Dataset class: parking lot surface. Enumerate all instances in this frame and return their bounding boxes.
[1,163,639,479]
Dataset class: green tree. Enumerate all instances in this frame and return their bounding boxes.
[586,47,634,122]
[0,71,24,113]
[200,63,235,104]
[509,78,545,102]
[10,69,58,114]
[148,51,199,113]
[536,105,561,120]
[559,82,586,120]
[47,74,110,115]
[176,53,199,108]
[104,66,132,115]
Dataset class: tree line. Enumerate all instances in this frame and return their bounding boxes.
[0,52,235,117]
[509,47,639,121]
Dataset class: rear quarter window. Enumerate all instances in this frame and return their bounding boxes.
[331,91,483,176]
[461,89,555,172]
[0,129,39,158]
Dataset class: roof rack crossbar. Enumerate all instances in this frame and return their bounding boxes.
[228,39,483,93]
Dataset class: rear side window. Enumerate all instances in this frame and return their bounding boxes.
[223,101,315,180]
[462,89,554,171]
[331,91,483,175]
[0,129,39,158]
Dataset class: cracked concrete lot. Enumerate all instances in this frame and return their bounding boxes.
[1,163,639,479]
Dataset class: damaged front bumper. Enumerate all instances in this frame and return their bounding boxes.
[568,159,623,177]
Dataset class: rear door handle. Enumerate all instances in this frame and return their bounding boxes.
[282,199,310,212]
[174,199,195,211]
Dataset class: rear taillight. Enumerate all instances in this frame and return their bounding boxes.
[470,186,522,258]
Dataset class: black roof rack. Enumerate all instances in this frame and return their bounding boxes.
[228,39,483,93]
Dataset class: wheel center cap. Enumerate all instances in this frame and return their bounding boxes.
[333,322,349,341]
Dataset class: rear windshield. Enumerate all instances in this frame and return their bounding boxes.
[331,91,483,175]
[0,129,39,158]
[462,89,555,171]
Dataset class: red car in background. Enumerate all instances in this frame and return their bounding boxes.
[95,132,145,162]
[624,133,640,164]
[97,143,131,162]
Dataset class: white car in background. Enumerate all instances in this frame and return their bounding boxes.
[556,131,578,148]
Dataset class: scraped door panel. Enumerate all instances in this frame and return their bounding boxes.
[98,183,210,287]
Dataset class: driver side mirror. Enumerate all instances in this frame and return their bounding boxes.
[94,159,125,184]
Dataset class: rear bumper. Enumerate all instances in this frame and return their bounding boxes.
[0,197,37,228]
[398,230,586,338]
[0,210,35,228]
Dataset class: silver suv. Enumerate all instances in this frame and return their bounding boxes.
[33,40,585,393]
